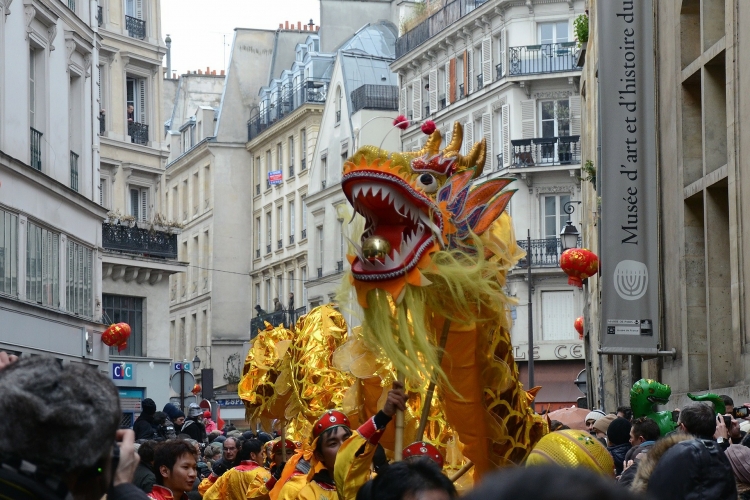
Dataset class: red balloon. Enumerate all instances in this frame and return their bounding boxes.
[191,384,202,395]
[574,316,584,340]
[102,323,131,351]
[560,248,599,288]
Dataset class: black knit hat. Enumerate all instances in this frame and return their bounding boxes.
[141,398,157,415]
[607,417,632,446]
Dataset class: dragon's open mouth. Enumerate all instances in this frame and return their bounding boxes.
[342,171,442,281]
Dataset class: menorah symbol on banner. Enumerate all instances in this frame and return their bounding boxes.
[613,260,648,301]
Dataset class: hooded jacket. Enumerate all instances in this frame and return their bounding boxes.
[632,433,736,500]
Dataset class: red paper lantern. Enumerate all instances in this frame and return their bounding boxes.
[574,316,584,340]
[560,248,599,288]
[191,384,202,395]
[102,323,131,352]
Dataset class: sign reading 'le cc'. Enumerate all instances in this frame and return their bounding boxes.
[112,363,133,380]
[512,344,584,360]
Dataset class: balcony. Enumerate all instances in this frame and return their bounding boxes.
[321,180,326,189]
[477,74,483,89]
[517,237,581,268]
[128,122,148,145]
[301,228,307,239]
[350,84,399,114]
[424,105,430,117]
[289,165,295,177]
[301,158,307,171]
[30,127,42,170]
[336,260,344,272]
[511,136,580,168]
[508,42,578,76]
[496,153,504,170]
[97,5,103,26]
[317,267,323,278]
[247,79,329,141]
[255,249,260,259]
[496,63,503,80]
[289,235,295,245]
[70,151,79,192]
[266,244,271,254]
[458,84,465,100]
[395,0,490,59]
[439,95,446,110]
[255,184,260,195]
[277,239,283,250]
[102,222,177,259]
[125,15,145,39]
[250,307,307,338]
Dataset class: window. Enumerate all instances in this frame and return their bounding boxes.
[66,239,93,317]
[182,180,188,219]
[541,291,574,340]
[301,195,307,238]
[192,172,199,215]
[543,194,571,239]
[171,186,178,220]
[99,178,109,208]
[277,205,283,249]
[335,86,342,123]
[338,219,344,270]
[97,64,106,134]
[182,125,194,152]
[26,222,59,308]
[125,0,143,20]
[126,77,148,145]
[0,209,19,297]
[301,266,307,305]
[255,283,260,307]
[255,156,261,194]
[265,279,271,310]
[266,212,272,253]
[276,276,282,305]
[277,143,283,172]
[341,150,348,169]
[29,47,44,170]
[321,156,327,189]
[255,217,261,257]
[29,49,37,130]
[265,150,271,189]
[317,226,324,276]
[539,21,569,44]
[289,136,295,176]
[540,99,570,138]
[103,295,143,356]
[289,200,295,244]
[130,187,149,222]
[300,129,307,170]
[203,165,211,208]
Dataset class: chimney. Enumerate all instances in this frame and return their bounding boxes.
[220,70,225,76]
[285,21,289,29]
[308,18,314,31]
[279,23,283,29]
[315,25,319,31]
[172,71,176,79]
[206,66,210,74]
[165,34,172,79]
[304,25,308,31]
[198,69,203,75]
[297,21,301,30]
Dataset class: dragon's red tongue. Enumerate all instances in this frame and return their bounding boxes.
[373,225,405,249]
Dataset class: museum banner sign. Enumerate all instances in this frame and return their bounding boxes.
[598,0,660,354]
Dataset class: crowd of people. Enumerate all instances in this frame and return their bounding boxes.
[3,352,750,500]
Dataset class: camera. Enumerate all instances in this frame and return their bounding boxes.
[723,415,732,428]
[732,406,749,419]
[671,410,680,423]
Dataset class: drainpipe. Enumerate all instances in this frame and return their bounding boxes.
[166,34,172,79]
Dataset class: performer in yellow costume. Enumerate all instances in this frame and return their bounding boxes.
[203,438,273,500]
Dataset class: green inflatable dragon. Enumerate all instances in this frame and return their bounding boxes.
[630,379,727,436]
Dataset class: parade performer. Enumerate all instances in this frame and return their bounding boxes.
[203,438,273,500]
[340,122,546,477]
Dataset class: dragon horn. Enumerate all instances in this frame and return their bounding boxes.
[420,129,442,156]
[464,139,486,178]
[443,122,463,157]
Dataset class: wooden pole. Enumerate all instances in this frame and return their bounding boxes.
[415,319,452,442]
[280,422,287,462]
[449,461,474,483]
[394,372,405,461]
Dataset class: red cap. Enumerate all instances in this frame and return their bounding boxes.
[203,411,211,418]
[403,442,444,468]
[272,439,297,453]
[313,410,351,439]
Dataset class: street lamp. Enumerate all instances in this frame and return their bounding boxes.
[560,201,582,251]
[192,354,201,371]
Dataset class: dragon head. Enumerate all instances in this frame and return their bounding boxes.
[630,378,673,417]
[342,122,517,306]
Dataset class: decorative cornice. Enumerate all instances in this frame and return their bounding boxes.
[534,185,574,196]
[532,90,572,100]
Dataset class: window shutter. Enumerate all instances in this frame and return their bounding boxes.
[399,85,407,116]
[500,31,506,78]
[135,0,143,20]
[463,50,469,95]
[412,79,422,121]
[501,104,510,167]
[99,181,104,205]
[138,79,147,124]
[463,121,473,155]
[445,129,452,146]
[521,99,536,139]
[141,188,148,222]
[448,59,456,103]
[482,112,492,172]
[482,37,492,86]
[428,69,438,114]
[570,95,582,136]
[445,61,451,105]
[130,189,139,219]
[467,49,474,94]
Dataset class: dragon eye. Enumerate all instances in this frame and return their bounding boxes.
[417,173,438,193]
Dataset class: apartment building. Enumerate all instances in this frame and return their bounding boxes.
[391,0,586,410]
[305,21,401,311]
[0,0,109,367]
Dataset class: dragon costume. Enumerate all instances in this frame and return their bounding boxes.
[340,122,546,478]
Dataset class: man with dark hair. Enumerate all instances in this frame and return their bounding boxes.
[720,395,735,415]
[154,412,177,441]
[134,441,157,493]
[0,355,146,500]
[149,441,197,500]
[618,417,660,487]
[203,438,272,500]
[134,399,160,441]
[616,405,633,422]
[678,402,718,440]
[605,417,632,476]
[368,457,456,500]
[198,436,241,495]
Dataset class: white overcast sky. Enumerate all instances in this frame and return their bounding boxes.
[162,0,320,76]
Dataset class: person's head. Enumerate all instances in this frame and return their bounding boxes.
[403,442,445,468]
[223,437,239,462]
[274,297,279,303]
[592,415,616,441]
[181,438,201,459]
[0,356,121,500]
[242,430,256,441]
[203,411,212,421]
[549,420,570,432]
[153,441,197,495]
[237,438,265,464]
[163,403,186,427]
[464,465,643,500]
[208,430,222,442]
[606,417,632,447]
[616,406,633,422]
[141,398,157,416]
[153,411,168,426]
[370,457,456,500]
[678,402,716,438]
[127,104,134,113]
[139,441,157,465]
[720,395,735,415]
[271,439,297,465]
[255,304,262,311]
[584,410,606,432]
[187,403,203,422]
[289,292,294,300]
[630,417,660,447]
[725,444,750,486]
[313,410,352,471]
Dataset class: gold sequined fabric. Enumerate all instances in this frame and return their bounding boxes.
[526,429,615,476]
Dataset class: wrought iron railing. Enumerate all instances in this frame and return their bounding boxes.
[301,228,307,239]
[496,63,503,80]
[317,267,323,278]
[395,0,490,59]
[516,237,581,268]
[266,244,271,254]
[128,122,148,145]
[336,260,344,272]
[99,111,105,134]
[289,165,294,177]
[350,84,399,113]
[125,15,145,39]
[30,128,42,170]
[250,307,307,338]
[289,235,294,245]
[439,95,446,110]
[70,151,79,192]
[496,153,504,170]
[255,249,260,258]
[511,136,581,167]
[255,184,260,195]
[102,222,178,259]
[424,105,430,117]
[277,239,282,250]
[97,5,103,26]
[301,158,307,171]
[458,84,465,100]
[508,42,578,76]
[247,79,329,141]
[335,110,341,123]
[477,74,483,88]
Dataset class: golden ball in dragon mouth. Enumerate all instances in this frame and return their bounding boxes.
[362,236,391,260]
